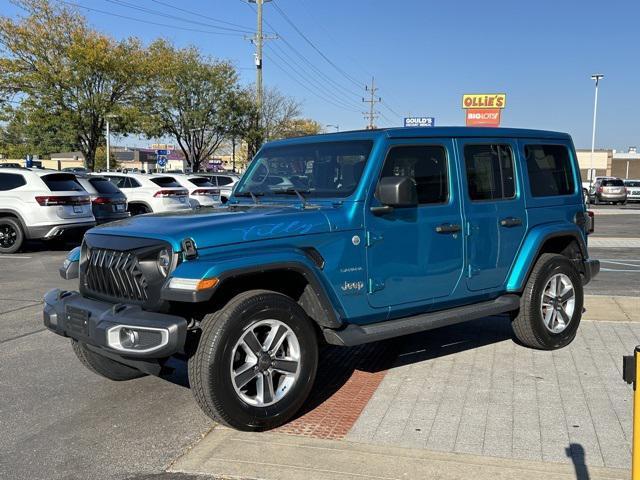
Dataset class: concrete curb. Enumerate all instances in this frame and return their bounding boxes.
[170,427,628,480]
[584,295,640,322]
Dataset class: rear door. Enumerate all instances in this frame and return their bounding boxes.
[457,139,527,291]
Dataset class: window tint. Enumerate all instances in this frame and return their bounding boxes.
[602,179,624,187]
[524,145,575,197]
[380,145,448,204]
[216,176,234,186]
[89,177,122,194]
[0,173,26,191]
[464,145,515,201]
[189,177,214,187]
[625,180,640,188]
[151,177,181,188]
[42,173,84,192]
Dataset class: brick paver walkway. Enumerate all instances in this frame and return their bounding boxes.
[347,316,635,469]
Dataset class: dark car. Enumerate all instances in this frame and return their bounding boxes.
[76,176,130,224]
[0,163,23,168]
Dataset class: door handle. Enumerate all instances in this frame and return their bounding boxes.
[436,223,461,234]
[500,217,522,228]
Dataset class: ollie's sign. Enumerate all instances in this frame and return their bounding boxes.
[462,93,506,127]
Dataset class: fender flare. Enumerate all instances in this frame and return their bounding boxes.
[506,226,587,292]
[163,250,344,329]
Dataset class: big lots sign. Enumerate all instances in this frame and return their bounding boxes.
[462,93,506,127]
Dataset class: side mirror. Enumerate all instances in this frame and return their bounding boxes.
[371,176,418,215]
[59,246,81,280]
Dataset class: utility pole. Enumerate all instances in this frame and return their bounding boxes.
[362,77,381,130]
[247,0,276,114]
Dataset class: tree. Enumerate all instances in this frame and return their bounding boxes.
[279,118,322,139]
[0,0,147,170]
[140,40,246,171]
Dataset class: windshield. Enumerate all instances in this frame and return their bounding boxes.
[42,173,84,192]
[602,179,624,187]
[235,140,373,198]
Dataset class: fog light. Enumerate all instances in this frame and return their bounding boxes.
[106,325,169,353]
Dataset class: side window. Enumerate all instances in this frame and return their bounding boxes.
[105,176,125,188]
[524,144,575,197]
[380,145,448,204]
[217,176,233,186]
[464,144,515,201]
[0,173,26,191]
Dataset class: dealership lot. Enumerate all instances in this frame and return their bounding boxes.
[0,207,639,479]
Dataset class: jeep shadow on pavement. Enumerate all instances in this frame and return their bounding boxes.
[44,127,600,431]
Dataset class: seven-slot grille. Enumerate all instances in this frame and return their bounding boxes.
[85,248,148,301]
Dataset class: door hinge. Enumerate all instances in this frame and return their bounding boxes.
[366,231,384,247]
[368,278,385,294]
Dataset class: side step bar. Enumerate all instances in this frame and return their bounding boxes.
[323,294,520,347]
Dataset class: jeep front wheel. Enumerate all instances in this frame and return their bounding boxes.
[512,253,583,350]
[188,290,318,431]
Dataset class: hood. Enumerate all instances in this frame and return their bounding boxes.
[89,204,332,251]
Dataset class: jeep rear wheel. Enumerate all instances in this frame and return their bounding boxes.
[188,290,318,431]
[71,340,147,381]
[512,253,583,350]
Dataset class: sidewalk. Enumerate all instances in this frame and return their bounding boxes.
[588,236,640,248]
[584,295,640,321]
[170,427,628,480]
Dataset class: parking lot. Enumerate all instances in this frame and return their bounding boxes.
[1,205,639,479]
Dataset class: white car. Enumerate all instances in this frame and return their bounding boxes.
[624,179,640,202]
[161,174,222,208]
[197,173,240,203]
[0,168,95,254]
[99,172,191,215]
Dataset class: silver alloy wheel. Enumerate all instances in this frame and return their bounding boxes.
[230,319,301,407]
[540,273,575,334]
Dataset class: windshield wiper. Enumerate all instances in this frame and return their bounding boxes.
[272,188,311,207]
[235,191,264,204]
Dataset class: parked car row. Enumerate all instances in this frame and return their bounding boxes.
[582,176,640,205]
[0,168,239,254]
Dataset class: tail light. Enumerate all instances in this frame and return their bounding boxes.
[154,189,188,197]
[597,186,603,193]
[586,210,595,234]
[35,195,90,206]
[92,197,112,205]
[191,188,220,196]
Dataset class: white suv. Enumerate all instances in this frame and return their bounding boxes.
[161,174,222,208]
[0,168,95,254]
[197,173,240,203]
[100,172,191,215]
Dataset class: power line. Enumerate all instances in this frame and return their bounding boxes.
[264,51,359,113]
[59,1,247,36]
[265,45,360,112]
[149,0,255,31]
[102,0,254,34]
[270,0,363,89]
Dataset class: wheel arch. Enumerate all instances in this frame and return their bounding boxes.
[506,227,587,293]
[0,209,28,236]
[127,201,152,213]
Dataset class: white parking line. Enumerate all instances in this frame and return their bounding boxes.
[0,256,32,259]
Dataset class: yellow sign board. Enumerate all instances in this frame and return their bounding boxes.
[462,94,506,109]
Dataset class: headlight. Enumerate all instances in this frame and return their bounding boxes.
[157,248,171,277]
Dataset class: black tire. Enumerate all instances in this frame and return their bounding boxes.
[511,253,583,350]
[0,217,24,254]
[129,204,150,216]
[188,290,318,431]
[71,340,146,381]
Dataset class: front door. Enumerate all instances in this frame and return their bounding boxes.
[457,139,527,291]
[366,139,464,308]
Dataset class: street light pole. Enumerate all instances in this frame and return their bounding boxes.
[590,74,604,183]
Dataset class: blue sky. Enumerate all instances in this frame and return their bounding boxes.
[2,0,639,149]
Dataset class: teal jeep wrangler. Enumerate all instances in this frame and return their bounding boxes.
[44,127,599,430]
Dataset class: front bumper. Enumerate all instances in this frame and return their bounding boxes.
[43,289,187,359]
[581,259,600,285]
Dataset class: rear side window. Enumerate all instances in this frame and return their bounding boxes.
[602,179,624,187]
[106,176,140,189]
[89,177,122,194]
[464,144,515,201]
[189,177,214,187]
[216,176,234,186]
[42,173,84,192]
[151,177,181,188]
[380,145,449,204]
[0,173,26,191]
[524,144,575,197]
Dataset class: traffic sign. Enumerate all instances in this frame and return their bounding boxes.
[157,155,168,167]
[156,149,168,156]
[404,117,435,127]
